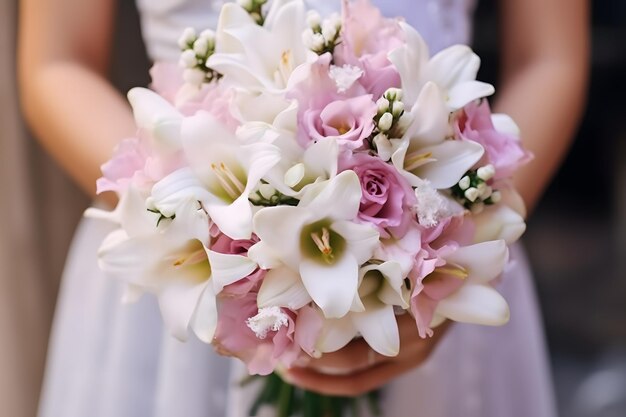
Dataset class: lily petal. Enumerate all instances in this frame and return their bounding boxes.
[446,240,508,284]
[331,220,380,265]
[127,87,182,149]
[191,284,219,343]
[207,250,258,292]
[257,266,312,310]
[316,316,357,353]
[473,204,526,245]
[412,140,484,189]
[353,299,400,356]
[436,284,510,326]
[158,281,207,341]
[300,254,359,318]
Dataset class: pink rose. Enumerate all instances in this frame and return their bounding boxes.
[340,153,416,238]
[288,54,376,149]
[302,95,377,149]
[334,0,405,98]
[456,101,532,179]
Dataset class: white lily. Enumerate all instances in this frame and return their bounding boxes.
[149,111,281,240]
[388,22,494,110]
[95,191,218,343]
[391,82,484,189]
[315,261,409,356]
[250,171,380,318]
[207,0,309,94]
[427,240,510,328]
[127,87,183,151]
[472,185,527,244]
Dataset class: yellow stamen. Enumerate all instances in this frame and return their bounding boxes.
[404,151,433,172]
[435,264,469,280]
[310,227,333,258]
[211,162,245,200]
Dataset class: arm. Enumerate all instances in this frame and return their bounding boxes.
[18,0,136,198]
[496,0,590,214]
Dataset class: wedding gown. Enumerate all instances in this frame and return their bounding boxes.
[37,1,558,416]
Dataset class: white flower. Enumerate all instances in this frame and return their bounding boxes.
[329,65,363,92]
[429,240,510,327]
[414,180,460,227]
[306,10,321,28]
[207,0,309,93]
[149,112,281,240]
[94,188,218,343]
[388,22,494,109]
[472,186,526,244]
[390,83,484,189]
[127,88,183,151]
[250,171,380,318]
[315,261,409,357]
[246,306,290,339]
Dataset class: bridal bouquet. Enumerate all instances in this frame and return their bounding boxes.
[89,0,531,415]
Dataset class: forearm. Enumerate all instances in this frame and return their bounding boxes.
[20,62,135,199]
[494,59,588,214]
[494,0,589,216]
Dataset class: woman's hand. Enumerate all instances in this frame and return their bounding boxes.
[283,315,451,397]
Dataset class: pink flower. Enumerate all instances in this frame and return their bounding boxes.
[408,215,476,337]
[456,101,532,179]
[150,62,239,131]
[334,0,405,98]
[96,135,183,195]
[289,54,376,149]
[340,152,416,238]
[302,96,377,149]
[210,233,265,297]
[213,294,322,375]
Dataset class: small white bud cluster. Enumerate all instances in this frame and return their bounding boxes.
[177,27,220,86]
[369,88,408,155]
[237,0,268,24]
[452,164,500,213]
[302,12,342,54]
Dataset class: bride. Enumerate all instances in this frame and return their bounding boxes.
[18,0,588,416]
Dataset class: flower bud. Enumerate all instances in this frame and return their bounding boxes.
[193,38,209,56]
[378,112,394,132]
[464,187,479,202]
[458,176,470,190]
[477,164,495,181]
[321,20,337,41]
[490,190,502,203]
[179,49,198,68]
[259,183,276,200]
[391,101,405,118]
[310,33,325,51]
[306,10,322,28]
[178,27,197,49]
[376,97,390,114]
[329,13,342,29]
[479,185,493,200]
[384,88,403,102]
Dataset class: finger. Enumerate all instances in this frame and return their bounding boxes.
[301,338,388,374]
[286,358,412,397]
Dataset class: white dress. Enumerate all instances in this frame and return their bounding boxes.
[37,1,558,416]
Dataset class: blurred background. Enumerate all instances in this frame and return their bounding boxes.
[0,0,624,416]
